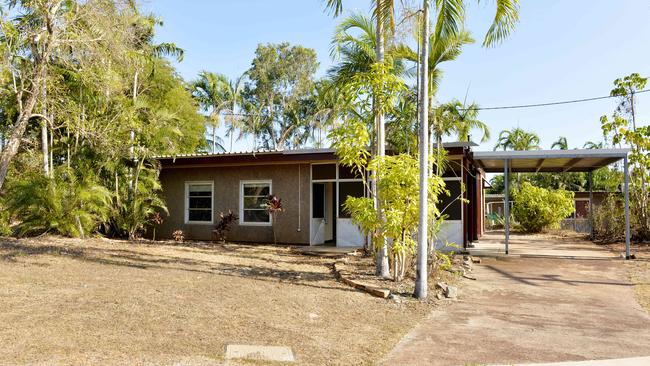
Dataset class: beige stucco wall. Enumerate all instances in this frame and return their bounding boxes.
[158,163,312,244]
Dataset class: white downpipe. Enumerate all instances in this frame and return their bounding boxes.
[297,164,302,232]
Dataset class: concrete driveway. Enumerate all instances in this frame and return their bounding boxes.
[381,249,650,365]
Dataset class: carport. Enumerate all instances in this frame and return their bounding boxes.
[472,148,632,259]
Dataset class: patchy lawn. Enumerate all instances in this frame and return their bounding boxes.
[604,241,650,314]
[0,236,438,365]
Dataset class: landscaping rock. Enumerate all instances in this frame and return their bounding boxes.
[472,257,482,264]
[436,282,448,292]
[449,265,466,276]
[445,285,458,299]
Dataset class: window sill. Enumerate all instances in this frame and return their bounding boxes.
[184,221,214,225]
[239,222,273,227]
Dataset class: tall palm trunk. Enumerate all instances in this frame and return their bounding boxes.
[374,0,390,278]
[414,0,430,299]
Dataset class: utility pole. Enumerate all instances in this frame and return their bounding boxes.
[414,0,430,299]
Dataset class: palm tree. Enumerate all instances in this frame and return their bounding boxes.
[325,8,401,278]
[494,127,540,151]
[222,75,245,152]
[191,71,241,153]
[204,126,226,153]
[551,136,568,150]
[583,140,604,149]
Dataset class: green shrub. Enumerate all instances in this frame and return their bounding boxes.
[0,201,12,237]
[5,168,111,237]
[512,182,575,233]
[110,165,167,240]
[593,193,625,242]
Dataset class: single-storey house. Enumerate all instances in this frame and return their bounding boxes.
[155,142,484,249]
[155,145,630,252]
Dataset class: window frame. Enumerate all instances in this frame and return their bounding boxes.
[184,181,214,225]
[239,180,273,226]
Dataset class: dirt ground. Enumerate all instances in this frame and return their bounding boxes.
[0,236,442,366]
[382,233,650,366]
[604,241,650,314]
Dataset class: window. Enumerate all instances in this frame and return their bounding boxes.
[185,182,213,224]
[312,163,336,180]
[338,181,364,218]
[437,180,463,220]
[240,180,272,225]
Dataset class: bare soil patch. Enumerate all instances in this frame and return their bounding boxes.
[603,241,650,314]
[0,236,439,365]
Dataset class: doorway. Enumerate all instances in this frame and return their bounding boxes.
[311,182,336,245]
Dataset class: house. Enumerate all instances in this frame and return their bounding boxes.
[154,142,484,249]
[155,145,630,251]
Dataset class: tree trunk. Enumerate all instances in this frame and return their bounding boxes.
[0,60,48,190]
[414,0,430,300]
[630,91,648,232]
[41,81,50,177]
[374,0,390,278]
[212,125,217,153]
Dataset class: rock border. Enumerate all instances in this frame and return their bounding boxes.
[333,261,391,298]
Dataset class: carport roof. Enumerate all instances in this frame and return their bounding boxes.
[472,148,630,173]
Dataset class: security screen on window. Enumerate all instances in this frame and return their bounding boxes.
[187,183,213,223]
[242,182,271,224]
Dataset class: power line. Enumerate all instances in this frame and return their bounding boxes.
[216,89,650,117]
[459,89,650,111]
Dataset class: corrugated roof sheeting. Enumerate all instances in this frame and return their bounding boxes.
[472,149,630,173]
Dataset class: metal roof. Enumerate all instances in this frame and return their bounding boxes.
[472,148,630,173]
[154,142,475,160]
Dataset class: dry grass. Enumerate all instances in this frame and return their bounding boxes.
[604,241,650,314]
[0,236,437,365]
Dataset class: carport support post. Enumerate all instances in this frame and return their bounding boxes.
[504,159,510,255]
[624,156,631,259]
[588,171,593,240]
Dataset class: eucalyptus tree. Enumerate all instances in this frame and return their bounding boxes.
[601,73,650,238]
[0,0,66,190]
[494,127,540,151]
[242,42,318,150]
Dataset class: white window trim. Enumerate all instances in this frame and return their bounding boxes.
[184,181,214,225]
[240,180,273,226]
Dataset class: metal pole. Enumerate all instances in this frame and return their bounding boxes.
[624,156,631,260]
[588,171,593,240]
[504,159,509,255]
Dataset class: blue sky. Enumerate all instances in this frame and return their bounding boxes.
[144,0,650,152]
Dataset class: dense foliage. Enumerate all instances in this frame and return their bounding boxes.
[512,182,575,233]
[600,73,650,240]
[0,0,204,238]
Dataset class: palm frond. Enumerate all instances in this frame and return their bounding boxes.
[481,0,519,47]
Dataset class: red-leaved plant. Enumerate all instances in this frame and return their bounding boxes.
[214,210,238,243]
[265,195,283,244]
